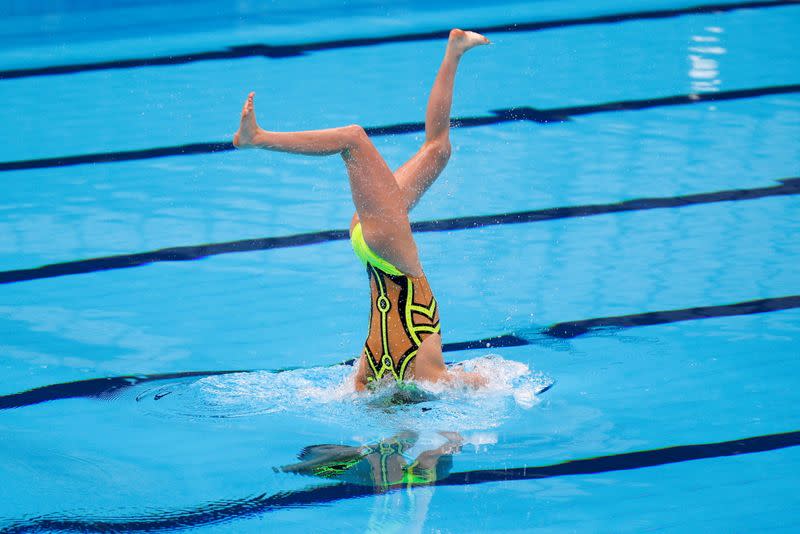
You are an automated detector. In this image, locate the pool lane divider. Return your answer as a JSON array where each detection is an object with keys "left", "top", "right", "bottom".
[
  {"left": 2, "top": 294, "right": 798, "bottom": 411},
  {"left": 544, "top": 295, "right": 800, "bottom": 338},
  {"left": 0, "top": 334, "right": 522, "bottom": 410},
  {"left": 0, "top": 0, "right": 797, "bottom": 81},
  {"left": 1, "top": 177, "right": 798, "bottom": 285},
  {"left": 2, "top": 83, "right": 799, "bottom": 172},
  {"left": 4, "top": 429, "right": 799, "bottom": 532}
]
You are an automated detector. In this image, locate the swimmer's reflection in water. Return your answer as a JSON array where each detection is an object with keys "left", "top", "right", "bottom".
[{"left": 278, "top": 431, "right": 463, "bottom": 492}]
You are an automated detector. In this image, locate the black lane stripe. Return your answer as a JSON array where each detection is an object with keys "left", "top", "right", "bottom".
[
  {"left": 0, "top": 334, "right": 526, "bottom": 410},
  {"left": 415, "top": 177, "right": 800, "bottom": 231},
  {"left": 0, "top": 229, "right": 350, "bottom": 284},
  {"left": 440, "top": 430, "right": 800, "bottom": 486},
  {"left": 3, "top": 292, "right": 798, "bottom": 411},
  {"left": 4, "top": 430, "right": 798, "bottom": 532},
  {"left": 0, "top": 370, "right": 250, "bottom": 410},
  {"left": 544, "top": 295, "right": 800, "bottom": 338},
  {"left": 0, "top": 0, "right": 797, "bottom": 81},
  {"left": 0, "top": 142, "right": 233, "bottom": 172},
  {"left": 1, "top": 177, "right": 797, "bottom": 285},
  {"left": 2, "top": 84, "right": 799, "bottom": 172}
]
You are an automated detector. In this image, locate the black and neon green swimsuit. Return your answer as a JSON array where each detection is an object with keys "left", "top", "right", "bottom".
[
  {"left": 351, "top": 223, "right": 441, "bottom": 383},
  {"left": 370, "top": 439, "right": 439, "bottom": 488},
  {"left": 307, "top": 436, "right": 443, "bottom": 490}
]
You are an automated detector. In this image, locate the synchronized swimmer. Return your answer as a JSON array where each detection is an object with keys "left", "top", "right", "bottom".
[{"left": 234, "top": 29, "right": 490, "bottom": 390}]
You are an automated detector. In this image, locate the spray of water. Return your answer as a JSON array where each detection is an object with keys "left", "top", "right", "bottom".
[{"left": 136, "top": 355, "right": 553, "bottom": 433}]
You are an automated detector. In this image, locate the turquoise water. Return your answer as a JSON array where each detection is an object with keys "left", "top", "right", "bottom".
[{"left": 1, "top": 1, "right": 799, "bottom": 532}]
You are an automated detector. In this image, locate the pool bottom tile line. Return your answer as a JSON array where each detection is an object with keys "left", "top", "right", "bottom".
[
  {"left": 2, "top": 294, "right": 798, "bottom": 411},
  {"left": 1, "top": 83, "right": 799, "bottom": 172},
  {"left": 1, "top": 177, "right": 798, "bottom": 285},
  {"left": 3, "top": 429, "right": 798, "bottom": 533},
  {"left": 0, "top": 0, "right": 797, "bottom": 81}
]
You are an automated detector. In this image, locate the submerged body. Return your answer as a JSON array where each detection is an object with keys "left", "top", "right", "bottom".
[{"left": 234, "top": 29, "right": 489, "bottom": 389}]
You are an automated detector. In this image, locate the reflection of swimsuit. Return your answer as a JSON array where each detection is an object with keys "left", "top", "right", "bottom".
[
  {"left": 374, "top": 440, "right": 437, "bottom": 488},
  {"left": 309, "top": 437, "right": 442, "bottom": 489},
  {"left": 351, "top": 223, "right": 441, "bottom": 383}
]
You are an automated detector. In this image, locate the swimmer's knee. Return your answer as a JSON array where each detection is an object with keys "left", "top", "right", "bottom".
[
  {"left": 344, "top": 124, "right": 369, "bottom": 148},
  {"left": 429, "top": 139, "right": 452, "bottom": 165}
]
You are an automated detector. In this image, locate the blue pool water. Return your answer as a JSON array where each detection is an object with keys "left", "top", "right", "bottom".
[{"left": 1, "top": 1, "right": 799, "bottom": 532}]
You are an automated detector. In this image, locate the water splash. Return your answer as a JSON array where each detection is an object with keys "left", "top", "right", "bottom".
[{"left": 135, "top": 355, "right": 553, "bottom": 432}]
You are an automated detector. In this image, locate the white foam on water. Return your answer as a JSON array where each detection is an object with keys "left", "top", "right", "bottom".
[{"left": 137, "top": 355, "right": 553, "bottom": 433}]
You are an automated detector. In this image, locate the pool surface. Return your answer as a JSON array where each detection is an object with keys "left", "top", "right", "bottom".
[{"left": 1, "top": 0, "right": 799, "bottom": 532}]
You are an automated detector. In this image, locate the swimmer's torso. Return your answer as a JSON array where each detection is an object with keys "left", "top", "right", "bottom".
[{"left": 361, "top": 264, "right": 441, "bottom": 384}]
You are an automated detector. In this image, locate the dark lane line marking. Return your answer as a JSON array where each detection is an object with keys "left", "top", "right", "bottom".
[
  {"left": 1, "top": 177, "right": 797, "bottom": 285},
  {"left": 0, "top": 335, "right": 525, "bottom": 410},
  {"left": 544, "top": 295, "right": 800, "bottom": 338},
  {"left": 415, "top": 177, "right": 800, "bottom": 230},
  {"left": 4, "top": 294, "right": 798, "bottom": 411},
  {"left": 4, "top": 430, "right": 798, "bottom": 532},
  {"left": 0, "top": 229, "right": 351, "bottom": 284},
  {"left": 0, "top": 370, "right": 250, "bottom": 410},
  {"left": 0, "top": 0, "right": 796, "bottom": 81},
  {"left": 0, "top": 141, "right": 233, "bottom": 172},
  {"left": 2, "top": 84, "right": 799, "bottom": 172}
]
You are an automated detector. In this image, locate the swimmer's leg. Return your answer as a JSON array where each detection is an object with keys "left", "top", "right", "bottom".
[
  {"left": 391, "top": 30, "right": 490, "bottom": 388},
  {"left": 393, "top": 29, "right": 489, "bottom": 212},
  {"left": 233, "top": 93, "right": 422, "bottom": 276}
]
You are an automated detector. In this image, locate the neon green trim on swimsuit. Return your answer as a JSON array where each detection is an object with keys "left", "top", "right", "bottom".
[
  {"left": 350, "top": 222, "right": 404, "bottom": 276},
  {"left": 366, "top": 264, "right": 418, "bottom": 382},
  {"left": 399, "top": 460, "right": 437, "bottom": 486},
  {"left": 353, "top": 222, "right": 439, "bottom": 384}
]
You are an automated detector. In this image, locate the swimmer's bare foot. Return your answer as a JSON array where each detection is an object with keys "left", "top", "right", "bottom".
[
  {"left": 233, "top": 91, "right": 262, "bottom": 148},
  {"left": 447, "top": 29, "right": 490, "bottom": 57}
]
